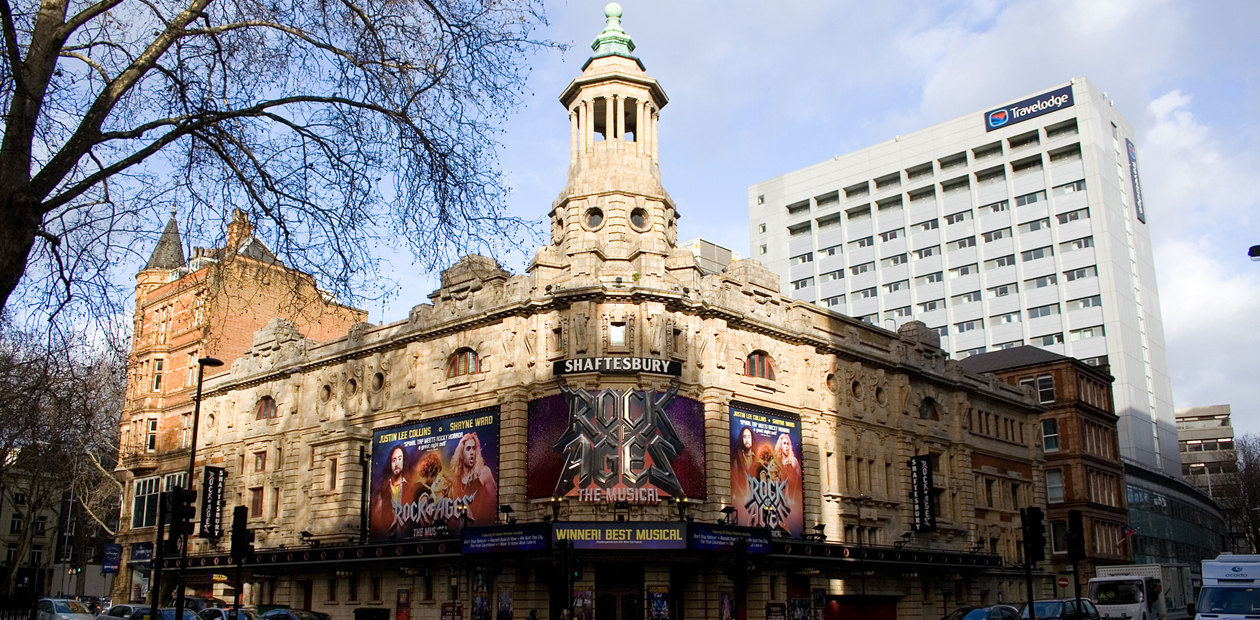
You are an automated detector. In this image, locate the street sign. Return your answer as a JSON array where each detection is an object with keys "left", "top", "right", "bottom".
[{"left": 1058, "top": 576, "right": 1070, "bottom": 589}]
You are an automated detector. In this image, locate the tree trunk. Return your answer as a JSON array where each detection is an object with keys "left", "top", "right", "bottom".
[{"left": 0, "top": 194, "right": 42, "bottom": 311}]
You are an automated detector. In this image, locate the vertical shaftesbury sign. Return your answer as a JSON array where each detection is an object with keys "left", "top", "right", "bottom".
[
  {"left": 1126, "top": 139, "right": 1146, "bottom": 224},
  {"left": 984, "top": 85, "right": 1074, "bottom": 132},
  {"left": 200, "top": 466, "right": 226, "bottom": 538},
  {"left": 909, "top": 456, "right": 936, "bottom": 533}
]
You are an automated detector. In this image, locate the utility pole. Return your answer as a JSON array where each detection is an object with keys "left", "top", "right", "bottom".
[{"left": 149, "top": 491, "right": 171, "bottom": 620}]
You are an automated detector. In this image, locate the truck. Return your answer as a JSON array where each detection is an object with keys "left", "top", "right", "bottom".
[
  {"left": 1194, "top": 555, "right": 1260, "bottom": 620},
  {"left": 1088, "top": 564, "right": 1193, "bottom": 620}
]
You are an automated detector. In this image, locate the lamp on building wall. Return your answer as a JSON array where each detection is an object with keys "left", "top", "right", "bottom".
[
  {"left": 896, "top": 532, "right": 913, "bottom": 549},
  {"left": 719, "top": 506, "right": 736, "bottom": 526},
  {"left": 499, "top": 505, "right": 516, "bottom": 525},
  {"left": 674, "top": 498, "right": 691, "bottom": 522}
]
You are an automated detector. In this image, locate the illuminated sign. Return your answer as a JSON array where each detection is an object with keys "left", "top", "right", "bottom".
[
  {"left": 553, "top": 357, "right": 681, "bottom": 376},
  {"left": 552, "top": 522, "right": 686, "bottom": 550},
  {"left": 461, "top": 524, "right": 550, "bottom": 554},
  {"left": 910, "top": 455, "right": 937, "bottom": 533},
  {"left": 200, "top": 466, "right": 226, "bottom": 539},
  {"left": 729, "top": 403, "right": 804, "bottom": 537},
  {"left": 526, "top": 389, "right": 706, "bottom": 504},
  {"left": 984, "top": 85, "right": 1074, "bottom": 132}
]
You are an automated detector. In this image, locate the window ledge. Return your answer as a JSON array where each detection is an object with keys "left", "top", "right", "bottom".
[{"left": 444, "top": 372, "right": 487, "bottom": 389}]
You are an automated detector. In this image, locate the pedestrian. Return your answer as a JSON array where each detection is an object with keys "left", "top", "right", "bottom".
[{"left": 527, "top": 612, "right": 538, "bottom": 620}]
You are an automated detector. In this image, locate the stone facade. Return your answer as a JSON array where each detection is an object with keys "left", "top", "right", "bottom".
[{"left": 121, "top": 7, "right": 1053, "bottom": 620}]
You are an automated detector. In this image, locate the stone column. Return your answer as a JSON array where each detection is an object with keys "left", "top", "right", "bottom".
[
  {"left": 651, "top": 109, "right": 660, "bottom": 160},
  {"left": 614, "top": 94, "right": 624, "bottom": 146},
  {"left": 642, "top": 104, "right": 653, "bottom": 158},
  {"left": 634, "top": 99, "right": 643, "bottom": 155},
  {"left": 604, "top": 96, "right": 615, "bottom": 150},
  {"left": 569, "top": 109, "right": 578, "bottom": 164},
  {"left": 583, "top": 99, "right": 593, "bottom": 154}
]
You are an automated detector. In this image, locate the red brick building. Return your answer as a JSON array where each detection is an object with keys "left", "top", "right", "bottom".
[
  {"left": 960, "top": 347, "right": 1131, "bottom": 586},
  {"left": 114, "top": 210, "right": 366, "bottom": 602}
]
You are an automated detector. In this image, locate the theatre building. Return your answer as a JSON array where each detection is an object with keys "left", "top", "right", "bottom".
[{"left": 131, "top": 7, "right": 1053, "bottom": 620}]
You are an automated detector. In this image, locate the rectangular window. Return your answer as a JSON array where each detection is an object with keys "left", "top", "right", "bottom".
[
  {"left": 1051, "top": 521, "right": 1068, "bottom": 553},
  {"left": 851, "top": 236, "right": 874, "bottom": 249},
  {"left": 850, "top": 262, "right": 874, "bottom": 275},
  {"left": 329, "top": 458, "right": 339, "bottom": 491},
  {"left": 858, "top": 313, "right": 878, "bottom": 324},
  {"left": 1052, "top": 179, "right": 1086, "bottom": 196},
  {"left": 250, "top": 488, "right": 264, "bottom": 517},
  {"left": 888, "top": 306, "right": 912, "bottom": 318},
  {"left": 931, "top": 325, "right": 948, "bottom": 337},
  {"left": 255, "top": 451, "right": 267, "bottom": 472},
  {"left": 953, "top": 236, "right": 976, "bottom": 250},
  {"left": 609, "top": 322, "right": 627, "bottom": 346},
  {"left": 918, "top": 299, "right": 945, "bottom": 313},
  {"left": 917, "top": 272, "right": 944, "bottom": 285},
  {"left": 985, "top": 255, "right": 1016, "bottom": 270},
  {"left": 152, "top": 359, "right": 164, "bottom": 391},
  {"left": 856, "top": 287, "right": 877, "bottom": 299},
  {"left": 915, "top": 219, "right": 939, "bottom": 232},
  {"left": 328, "top": 577, "right": 338, "bottom": 602},
  {"left": 1043, "top": 420, "right": 1060, "bottom": 452},
  {"left": 1018, "top": 219, "right": 1052, "bottom": 236},
  {"left": 819, "top": 269, "right": 844, "bottom": 282},
  {"left": 1028, "top": 274, "right": 1057, "bottom": 289},
  {"left": 759, "top": 245, "right": 767, "bottom": 255},
  {"left": 915, "top": 245, "right": 939, "bottom": 259},
  {"left": 817, "top": 245, "right": 841, "bottom": 257},
  {"left": 992, "top": 311, "right": 1021, "bottom": 325},
  {"left": 1065, "top": 266, "right": 1097, "bottom": 281},
  {"left": 949, "top": 264, "right": 978, "bottom": 278},
  {"left": 982, "top": 200, "right": 1009, "bottom": 214},
  {"left": 987, "top": 287, "right": 1016, "bottom": 303},
  {"left": 1046, "top": 470, "right": 1064, "bottom": 503},
  {"left": 952, "top": 291, "right": 982, "bottom": 305},
  {"left": 944, "top": 211, "right": 972, "bottom": 225},
  {"left": 185, "top": 352, "right": 198, "bottom": 387},
  {"left": 1056, "top": 207, "right": 1089, "bottom": 224},
  {"left": 1068, "top": 295, "right": 1102, "bottom": 311},
  {"left": 1034, "top": 333, "right": 1064, "bottom": 346},
  {"left": 995, "top": 340, "right": 1022, "bottom": 350},
  {"left": 163, "top": 472, "right": 187, "bottom": 492},
  {"left": 881, "top": 254, "right": 908, "bottom": 267},
  {"left": 1060, "top": 236, "right": 1094, "bottom": 252},
  {"left": 146, "top": 418, "right": 158, "bottom": 452},
  {"left": 879, "top": 228, "right": 903, "bottom": 242},
  {"left": 790, "top": 253, "right": 813, "bottom": 266},
  {"left": 955, "top": 319, "right": 983, "bottom": 333},
  {"left": 1070, "top": 325, "right": 1105, "bottom": 341},
  {"left": 1027, "top": 304, "right": 1060, "bottom": 319},
  {"left": 1036, "top": 376, "right": 1055, "bottom": 403},
  {"left": 884, "top": 280, "right": 908, "bottom": 293},
  {"left": 8, "top": 513, "right": 21, "bottom": 535},
  {"left": 958, "top": 346, "right": 986, "bottom": 358},
  {"left": 1015, "top": 190, "right": 1046, "bottom": 206},
  {"left": 757, "top": 223, "right": 766, "bottom": 232},
  {"left": 788, "top": 223, "right": 811, "bottom": 236},
  {"left": 982, "top": 228, "right": 1012, "bottom": 243},
  {"left": 791, "top": 277, "right": 814, "bottom": 290},
  {"left": 1021, "top": 246, "right": 1053, "bottom": 262},
  {"left": 131, "top": 477, "right": 161, "bottom": 528},
  {"left": 822, "top": 295, "right": 845, "bottom": 308}
]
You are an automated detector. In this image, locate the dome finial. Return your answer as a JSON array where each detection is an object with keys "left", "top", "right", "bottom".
[
  {"left": 588, "top": 1, "right": 637, "bottom": 66},
  {"left": 605, "top": 2, "right": 622, "bottom": 19}
]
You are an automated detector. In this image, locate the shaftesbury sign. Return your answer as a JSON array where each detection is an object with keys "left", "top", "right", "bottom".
[
  {"left": 909, "top": 455, "right": 937, "bottom": 533},
  {"left": 553, "top": 357, "right": 682, "bottom": 376},
  {"left": 200, "top": 466, "right": 226, "bottom": 538}
]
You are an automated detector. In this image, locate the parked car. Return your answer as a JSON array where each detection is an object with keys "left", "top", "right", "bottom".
[
  {"left": 1018, "top": 598, "right": 1101, "bottom": 620},
  {"left": 125, "top": 608, "right": 200, "bottom": 620},
  {"left": 97, "top": 604, "right": 142, "bottom": 620},
  {"left": 199, "top": 608, "right": 259, "bottom": 620},
  {"left": 37, "top": 599, "right": 97, "bottom": 620},
  {"left": 76, "top": 597, "right": 104, "bottom": 615},
  {"left": 943, "top": 605, "right": 1020, "bottom": 620},
  {"left": 259, "top": 609, "right": 330, "bottom": 620},
  {"left": 180, "top": 599, "right": 229, "bottom": 614}
]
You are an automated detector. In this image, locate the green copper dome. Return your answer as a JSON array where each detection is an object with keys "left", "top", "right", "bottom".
[{"left": 584, "top": 2, "right": 644, "bottom": 70}]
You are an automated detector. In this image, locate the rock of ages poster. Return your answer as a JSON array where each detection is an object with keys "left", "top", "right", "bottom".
[
  {"left": 526, "top": 387, "right": 706, "bottom": 502},
  {"left": 729, "top": 403, "right": 804, "bottom": 537},
  {"left": 369, "top": 407, "right": 499, "bottom": 541}
]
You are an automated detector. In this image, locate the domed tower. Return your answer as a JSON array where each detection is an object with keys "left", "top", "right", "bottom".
[{"left": 530, "top": 4, "right": 691, "bottom": 289}]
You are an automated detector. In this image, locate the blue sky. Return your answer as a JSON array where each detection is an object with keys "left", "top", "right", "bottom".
[{"left": 364, "top": 1, "right": 1260, "bottom": 433}]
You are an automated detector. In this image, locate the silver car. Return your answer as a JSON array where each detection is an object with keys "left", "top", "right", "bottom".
[{"left": 37, "top": 599, "right": 97, "bottom": 620}]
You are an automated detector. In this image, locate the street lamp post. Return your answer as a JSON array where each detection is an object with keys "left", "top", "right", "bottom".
[
  {"left": 855, "top": 494, "right": 872, "bottom": 597},
  {"left": 172, "top": 357, "right": 223, "bottom": 620}
]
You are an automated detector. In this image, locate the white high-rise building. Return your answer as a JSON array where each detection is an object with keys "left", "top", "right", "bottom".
[{"left": 749, "top": 78, "right": 1179, "bottom": 476}]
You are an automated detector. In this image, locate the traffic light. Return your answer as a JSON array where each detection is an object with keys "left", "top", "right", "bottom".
[
  {"left": 726, "top": 537, "right": 754, "bottom": 583},
  {"left": 230, "top": 506, "right": 254, "bottom": 562},
  {"left": 568, "top": 541, "right": 583, "bottom": 582},
  {"left": 1066, "top": 509, "right": 1087, "bottom": 563},
  {"left": 168, "top": 487, "right": 197, "bottom": 538},
  {"left": 1021, "top": 507, "right": 1046, "bottom": 565}
]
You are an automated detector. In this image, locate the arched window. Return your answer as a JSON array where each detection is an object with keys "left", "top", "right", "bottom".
[
  {"left": 255, "top": 396, "right": 277, "bottom": 420},
  {"left": 744, "top": 351, "right": 774, "bottom": 380},
  {"left": 920, "top": 397, "right": 939, "bottom": 421},
  {"left": 447, "top": 348, "right": 480, "bottom": 378}
]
